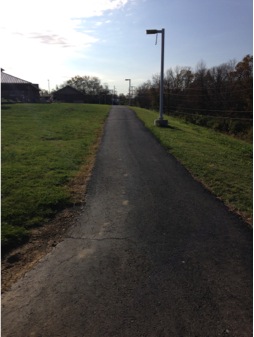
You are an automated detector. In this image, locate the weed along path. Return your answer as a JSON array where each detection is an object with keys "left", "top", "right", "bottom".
[{"left": 2, "top": 106, "right": 252, "bottom": 336}]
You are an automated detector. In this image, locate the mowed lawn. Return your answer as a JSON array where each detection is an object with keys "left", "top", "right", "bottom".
[
  {"left": 132, "top": 107, "right": 253, "bottom": 225},
  {"left": 2, "top": 103, "right": 110, "bottom": 251}
]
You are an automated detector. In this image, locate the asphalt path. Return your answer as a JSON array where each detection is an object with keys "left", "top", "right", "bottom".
[{"left": 2, "top": 106, "right": 252, "bottom": 337}]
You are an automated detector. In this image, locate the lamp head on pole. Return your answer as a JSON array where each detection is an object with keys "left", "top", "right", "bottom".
[
  {"left": 146, "top": 29, "right": 159, "bottom": 35},
  {"left": 147, "top": 29, "right": 164, "bottom": 35}
]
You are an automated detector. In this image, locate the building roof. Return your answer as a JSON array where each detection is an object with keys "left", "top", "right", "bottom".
[
  {"left": 1, "top": 71, "right": 32, "bottom": 84},
  {"left": 53, "top": 85, "right": 85, "bottom": 96}
]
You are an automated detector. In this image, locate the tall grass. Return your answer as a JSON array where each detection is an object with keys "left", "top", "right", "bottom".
[
  {"left": 132, "top": 107, "right": 253, "bottom": 224},
  {"left": 2, "top": 103, "right": 109, "bottom": 251}
]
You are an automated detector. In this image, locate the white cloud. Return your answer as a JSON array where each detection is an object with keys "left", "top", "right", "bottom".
[
  {"left": 1, "top": 0, "right": 129, "bottom": 55},
  {"left": 1, "top": 0, "right": 130, "bottom": 89},
  {"left": 1, "top": 0, "right": 129, "bottom": 34}
]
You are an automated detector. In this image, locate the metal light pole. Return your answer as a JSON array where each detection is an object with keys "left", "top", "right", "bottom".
[
  {"left": 146, "top": 29, "right": 168, "bottom": 127},
  {"left": 125, "top": 78, "right": 131, "bottom": 105},
  {"left": 131, "top": 86, "right": 136, "bottom": 102}
]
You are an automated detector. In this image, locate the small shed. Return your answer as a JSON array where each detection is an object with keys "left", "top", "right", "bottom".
[
  {"left": 52, "top": 86, "right": 85, "bottom": 103},
  {"left": 1, "top": 70, "right": 40, "bottom": 102}
]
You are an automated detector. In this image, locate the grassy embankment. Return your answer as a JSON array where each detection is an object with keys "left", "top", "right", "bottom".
[
  {"left": 132, "top": 107, "right": 252, "bottom": 224},
  {"left": 2, "top": 103, "right": 110, "bottom": 252}
]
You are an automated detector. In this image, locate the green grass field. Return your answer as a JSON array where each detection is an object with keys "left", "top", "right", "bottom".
[
  {"left": 132, "top": 107, "right": 253, "bottom": 224},
  {"left": 2, "top": 103, "right": 110, "bottom": 251}
]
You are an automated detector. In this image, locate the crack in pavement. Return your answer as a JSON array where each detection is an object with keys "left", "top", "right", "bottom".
[{"left": 65, "top": 236, "right": 135, "bottom": 243}]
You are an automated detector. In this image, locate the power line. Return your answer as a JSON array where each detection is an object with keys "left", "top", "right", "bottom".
[
  {"left": 165, "top": 106, "right": 253, "bottom": 114},
  {"left": 169, "top": 110, "right": 253, "bottom": 121},
  {"left": 164, "top": 87, "right": 251, "bottom": 93},
  {"left": 163, "top": 89, "right": 251, "bottom": 98},
  {"left": 135, "top": 95, "right": 253, "bottom": 114}
]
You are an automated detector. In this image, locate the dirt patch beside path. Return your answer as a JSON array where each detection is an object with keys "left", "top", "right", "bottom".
[
  {"left": 1, "top": 205, "right": 84, "bottom": 293},
  {"left": 1, "top": 157, "right": 93, "bottom": 293}
]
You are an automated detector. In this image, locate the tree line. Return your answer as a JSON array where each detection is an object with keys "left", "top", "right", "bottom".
[{"left": 133, "top": 55, "right": 252, "bottom": 139}]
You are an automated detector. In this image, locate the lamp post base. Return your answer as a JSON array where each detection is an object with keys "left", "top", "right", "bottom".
[{"left": 154, "top": 119, "right": 168, "bottom": 127}]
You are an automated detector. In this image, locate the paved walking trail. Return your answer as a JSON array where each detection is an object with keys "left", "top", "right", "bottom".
[{"left": 2, "top": 106, "right": 252, "bottom": 337}]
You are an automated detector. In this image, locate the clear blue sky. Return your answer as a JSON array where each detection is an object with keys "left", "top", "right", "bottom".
[{"left": 1, "top": 0, "right": 252, "bottom": 95}]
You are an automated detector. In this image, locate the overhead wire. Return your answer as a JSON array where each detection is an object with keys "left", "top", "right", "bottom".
[{"left": 168, "top": 109, "right": 253, "bottom": 121}]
